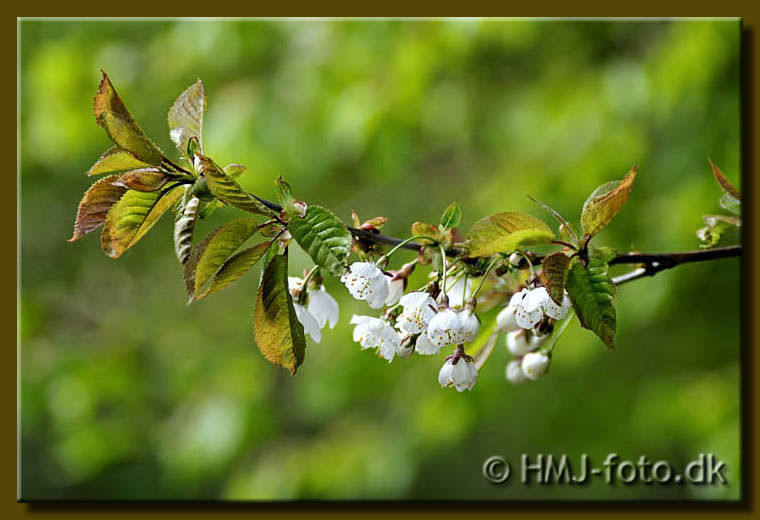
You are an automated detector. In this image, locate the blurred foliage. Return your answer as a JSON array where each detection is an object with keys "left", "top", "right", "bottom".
[{"left": 20, "top": 19, "right": 740, "bottom": 500}]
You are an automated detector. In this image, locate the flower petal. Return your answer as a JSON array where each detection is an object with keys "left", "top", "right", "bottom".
[
  {"left": 294, "top": 303, "right": 321, "bottom": 343},
  {"left": 415, "top": 332, "right": 440, "bottom": 355},
  {"left": 308, "top": 287, "right": 339, "bottom": 329}
]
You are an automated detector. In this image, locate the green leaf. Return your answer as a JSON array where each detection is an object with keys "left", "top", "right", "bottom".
[
  {"left": 69, "top": 174, "right": 128, "bottom": 242},
  {"left": 168, "top": 79, "right": 205, "bottom": 160},
  {"left": 197, "top": 155, "right": 271, "bottom": 215},
  {"left": 93, "top": 71, "right": 165, "bottom": 166},
  {"left": 274, "top": 175, "right": 298, "bottom": 216},
  {"left": 100, "top": 186, "right": 183, "bottom": 258},
  {"left": 541, "top": 252, "right": 570, "bottom": 304},
  {"left": 223, "top": 163, "right": 247, "bottom": 179},
  {"left": 411, "top": 221, "right": 439, "bottom": 241},
  {"left": 528, "top": 194, "right": 579, "bottom": 241},
  {"left": 709, "top": 158, "right": 740, "bottom": 200},
  {"left": 566, "top": 256, "right": 617, "bottom": 349},
  {"left": 87, "top": 146, "right": 152, "bottom": 177},
  {"left": 184, "top": 218, "right": 261, "bottom": 298},
  {"left": 580, "top": 165, "right": 637, "bottom": 237},
  {"left": 465, "top": 212, "right": 554, "bottom": 258},
  {"left": 196, "top": 241, "right": 271, "bottom": 301},
  {"left": 439, "top": 202, "right": 462, "bottom": 230},
  {"left": 173, "top": 186, "right": 200, "bottom": 265},
  {"left": 719, "top": 192, "right": 741, "bottom": 217},
  {"left": 254, "top": 252, "right": 307, "bottom": 375},
  {"left": 288, "top": 205, "right": 351, "bottom": 276},
  {"left": 114, "top": 168, "right": 170, "bottom": 192}
]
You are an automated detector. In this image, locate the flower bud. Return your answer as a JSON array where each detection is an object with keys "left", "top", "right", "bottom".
[
  {"left": 292, "top": 200, "right": 307, "bottom": 217},
  {"left": 459, "top": 309, "right": 480, "bottom": 342},
  {"left": 528, "top": 331, "right": 549, "bottom": 350},
  {"left": 505, "top": 360, "right": 528, "bottom": 384},
  {"left": 508, "top": 252, "right": 523, "bottom": 267},
  {"left": 506, "top": 329, "right": 532, "bottom": 356},
  {"left": 496, "top": 304, "right": 519, "bottom": 332},
  {"left": 521, "top": 351, "right": 550, "bottom": 380}
]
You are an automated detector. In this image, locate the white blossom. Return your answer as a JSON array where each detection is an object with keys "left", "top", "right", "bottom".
[
  {"left": 426, "top": 308, "right": 466, "bottom": 348},
  {"left": 350, "top": 315, "right": 401, "bottom": 362},
  {"left": 512, "top": 287, "right": 571, "bottom": 329},
  {"left": 506, "top": 360, "right": 528, "bottom": 384},
  {"left": 506, "top": 329, "right": 533, "bottom": 356},
  {"left": 341, "top": 262, "right": 389, "bottom": 309},
  {"left": 397, "top": 292, "right": 438, "bottom": 334},
  {"left": 414, "top": 332, "right": 440, "bottom": 356},
  {"left": 521, "top": 351, "right": 550, "bottom": 380},
  {"left": 446, "top": 277, "right": 473, "bottom": 308},
  {"left": 385, "top": 276, "right": 405, "bottom": 306},
  {"left": 529, "top": 331, "right": 549, "bottom": 350},
  {"left": 496, "top": 302, "right": 520, "bottom": 332},
  {"left": 459, "top": 309, "right": 480, "bottom": 343},
  {"left": 293, "top": 302, "right": 321, "bottom": 343},
  {"left": 289, "top": 276, "right": 338, "bottom": 343},
  {"left": 438, "top": 356, "right": 478, "bottom": 392}
]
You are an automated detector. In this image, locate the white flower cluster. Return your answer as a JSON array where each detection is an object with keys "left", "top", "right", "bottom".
[
  {"left": 342, "top": 262, "right": 479, "bottom": 391},
  {"left": 496, "top": 285, "right": 569, "bottom": 384}
]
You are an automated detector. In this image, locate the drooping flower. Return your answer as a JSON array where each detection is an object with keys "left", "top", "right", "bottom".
[
  {"left": 385, "top": 275, "right": 405, "bottom": 306},
  {"left": 505, "top": 359, "right": 528, "bottom": 384},
  {"left": 438, "top": 354, "right": 478, "bottom": 392},
  {"left": 414, "top": 332, "right": 440, "bottom": 355},
  {"left": 288, "top": 276, "right": 339, "bottom": 343},
  {"left": 307, "top": 286, "right": 339, "bottom": 330},
  {"left": 426, "top": 307, "right": 466, "bottom": 348},
  {"left": 293, "top": 301, "right": 321, "bottom": 343},
  {"left": 341, "top": 262, "right": 389, "bottom": 309},
  {"left": 350, "top": 314, "right": 402, "bottom": 362},
  {"left": 459, "top": 308, "right": 480, "bottom": 343},
  {"left": 446, "top": 277, "right": 473, "bottom": 308},
  {"left": 385, "top": 261, "right": 415, "bottom": 306},
  {"left": 511, "top": 287, "right": 571, "bottom": 329},
  {"left": 496, "top": 301, "right": 520, "bottom": 332},
  {"left": 506, "top": 329, "right": 532, "bottom": 356},
  {"left": 521, "top": 351, "right": 550, "bottom": 380},
  {"left": 397, "top": 292, "right": 438, "bottom": 334}
]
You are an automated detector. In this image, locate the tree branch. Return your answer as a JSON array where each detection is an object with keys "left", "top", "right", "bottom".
[
  {"left": 249, "top": 193, "right": 742, "bottom": 281},
  {"left": 610, "top": 245, "right": 742, "bottom": 286}
]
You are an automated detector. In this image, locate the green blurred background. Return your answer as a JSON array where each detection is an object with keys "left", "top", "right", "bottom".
[{"left": 19, "top": 19, "right": 741, "bottom": 500}]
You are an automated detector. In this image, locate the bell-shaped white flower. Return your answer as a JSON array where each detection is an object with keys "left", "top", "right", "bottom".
[
  {"left": 414, "top": 332, "right": 440, "bottom": 355},
  {"left": 496, "top": 302, "right": 520, "bottom": 332},
  {"left": 506, "top": 359, "right": 528, "bottom": 384},
  {"left": 506, "top": 329, "right": 533, "bottom": 356},
  {"left": 397, "top": 292, "right": 438, "bottom": 334},
  {"left": 289, "top": 277, "right": 325, "bottom": 343},
  {"left": 293, "top": 302, "right": 321, "bottom": 343},
  {"left": 350, "top": 314, "right": 401, "bottom": 362},
  {"left": 446, "top": 277, "right": 473, "bottom": 308},
  {"left": 385, "top": 276, "right": 405, "bottom": 306},
  {"left": 459, "top": 309, "right": 480, "bottom": 342},
  {"left": 438, "top": 356, "right": 478, "bottom": 392},
  {"left": 307, "top": 286, "right": 339, "bottom": 330},
  {"left": 512, "top": 287, "right": 571, "bottom": 329},
  {"left": 341, "top": 262, "right": 389, "bottom": 309},
  {"left": 521, "top": 351, "right": 550, "bottom": 380},
  {"left": 426, "top": 308, "right": 465, "bottom": 348}
]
